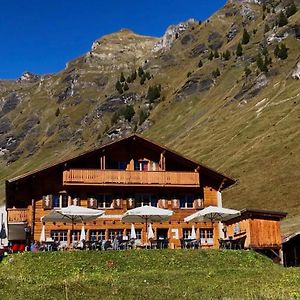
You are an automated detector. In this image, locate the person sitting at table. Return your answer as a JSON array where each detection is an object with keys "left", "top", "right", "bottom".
[{"left": 112, "top": 235, "right": 119, "bottom": 250}]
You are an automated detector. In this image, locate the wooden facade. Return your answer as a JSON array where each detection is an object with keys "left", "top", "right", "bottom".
[
  {"left": 5, "top": 134, "right": 285, "bottom": 252},
  {"left": 6, "top": 134, "right": 236, "bottom": 248},
  {"left": 224, "top": 209, "right": 287, "bottom": 259}
]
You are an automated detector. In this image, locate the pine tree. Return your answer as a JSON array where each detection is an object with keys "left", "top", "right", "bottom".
[
  {"left": 257, "top": 54, "right": 268, "bottom": 72},
  {"left": 277, "top": 11, "right": 288, "bottom": 27},
  {"left": 286, "top": 2, "right": 297, "bottom": 18},
  {"left": 140, "top": 74, "right": 146, "bottom": 85},
  {"left": 55, "top": 107, "right": 60, "bottom": 117},
  {"left": 115, "top": 81, "right": 123, "bottom": 94},
  {"left": 120, "top": 72, "right": 125, "bottom": 82},
  {"left": 236, "top": 43, "right": 243, "bottom": 57},
  {"left": 138, "top": 66, "right": 144, "bottom": 77},
  {"left": 123, "top": 82, "right": 129, "bottom": 91},
  {"left": 131, "top": 70, "right": 137, "bottom": 81},
  {"left": 208, "top": 51, "right": 214, "bottom": 60},
  {"left": 274, "top": 44, "right": 280, "bottom": 57},
  {"left": 139, "top": 110, "right": 148, "bottom": 125},
  {"left": 212, "top": 68, "right": 220, "bottom": 78},
  {"left": 223, "top": 50, "right": 231, "bottom": 61},
  {"left": 242, "top": 28, "right": 250, "bottom": 44},
  {"left": 126, "top": 76, "right": 132, "bottom": 83},
  {"left": 145, "top": 71, "right": 151, "bottom": 80},
  {"left": 214, "top": 50, "right": 220, "bottom": 58},
  {"left": 275, "top": 43, "right": 288, "bottom": 60},
  {"left": 122, "top": 105, "right": 135, "bottom": 122},
  {"left": 198, "top": 60, "right": 203, "bottom": 68}
]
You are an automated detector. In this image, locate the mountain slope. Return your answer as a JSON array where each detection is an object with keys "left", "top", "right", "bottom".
[{"left": 0, "top": 0, "right": 300, "bottom": 232}]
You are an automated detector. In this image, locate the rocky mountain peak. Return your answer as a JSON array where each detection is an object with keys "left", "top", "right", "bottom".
[
  {"left": 18, "top": 71, "right": 40, "bottom": 82},
  {"left": 153, "top": 18, "right": 198, "bottom": 52}
]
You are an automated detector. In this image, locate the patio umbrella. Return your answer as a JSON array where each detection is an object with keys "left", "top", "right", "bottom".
[
  {"left": 39, "top": 225, "right": 46, "bottom": 243},
  {"left": 79, "top": 225, "right": 86, "bottom": 248},
  {"left": 148, "top": 223, "right": 155, "bottom": 240},
  {"left": 0, "top": 222, "right": 7, "bottom": 240},
  {"left": 121, "top": 205, "right": 173, "bottom": 243},
  {"left": 191, "top": 225, "right": 197, "bottom": 240},
  {"left": 42, "top": 205, "right": 104, "bottom": 244},
  {"left": 184, "top": 206, "right": 240, "bottom": 223},
  {"left": 130, "top": 224, "right": 137, "bottom": 239}
]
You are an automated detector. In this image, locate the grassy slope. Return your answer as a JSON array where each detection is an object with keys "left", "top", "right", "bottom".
[{"left": 0, "top": 250, "right": 300, "bottom": 300}]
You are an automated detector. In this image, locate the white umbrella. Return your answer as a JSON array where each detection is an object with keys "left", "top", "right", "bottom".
[
  {"left": 130, "top": 224, "right": 137, "bottom": 239},
  {"left": 122, "top": 205, "right": 173, "bottom": 244},
  {"left": 148, "top": 223, "right": 155, "bottom": 240},
  {"left": 40, "top": 225, "right": 46, "bottom": 243},
  {"left": 42, "top": 205, "right": 104, "bottom": 244},
  {"left": 191, "top": 225, "right": 197, "bottom": 240},
  {"left": 184, "top": 206, "right": 240, "bottom": 223},
  {"left": 79, "top": 225, "right": 86, "bottom": 248}
]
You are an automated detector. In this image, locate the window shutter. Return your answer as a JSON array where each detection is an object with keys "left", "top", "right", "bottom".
[
  {"left": 43, "top": 195, "right": 52, "bottom": 210},
  {"left": 172, "top": 199, "right": 179, "bottom": 209},
  {"left": 88, "top": 198, "right": 97, "bottom": 209}
]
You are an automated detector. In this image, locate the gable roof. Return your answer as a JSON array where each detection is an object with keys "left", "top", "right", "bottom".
[{"left": 7, "top": 134, "right": 236, "bottom": 190}]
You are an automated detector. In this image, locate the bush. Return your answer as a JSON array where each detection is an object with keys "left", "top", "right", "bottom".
[{"left": 242, "top": 28, "right": 250, "bottom": 44}]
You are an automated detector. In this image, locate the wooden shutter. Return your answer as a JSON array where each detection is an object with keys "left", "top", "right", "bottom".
[
  {"left": 43, "top": 195, "right": 52, "bottom": 210},
  {"left": 172, "top": 199, "right": 179, "bottom": 209},
  {"left": 87, "top": 198, "right": 97, "bottom": 209}
]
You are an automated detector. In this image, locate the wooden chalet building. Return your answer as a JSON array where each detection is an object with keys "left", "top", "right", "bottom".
[
  {"left": 5, "top": 134, "right": 286, "bottom": 252},
  {"left": 6, "top": 134, "right": 236, "bottom": 248}
]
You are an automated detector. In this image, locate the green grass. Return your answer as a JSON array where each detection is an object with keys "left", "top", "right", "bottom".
[{"left": 0, "top": 250, "right": 299, "bottom": 300}]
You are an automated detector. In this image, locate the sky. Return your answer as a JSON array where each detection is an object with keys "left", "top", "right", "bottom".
[{"left": 0, "top": 0, "right": 226, "bottom": 79}]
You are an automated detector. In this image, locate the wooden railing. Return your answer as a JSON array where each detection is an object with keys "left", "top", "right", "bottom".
[
  {"left": 63, "top": 169, "right": 200, "bottom": 187},
  {"left": 7, "top": 208, "right": 28, "bottom": 223}
]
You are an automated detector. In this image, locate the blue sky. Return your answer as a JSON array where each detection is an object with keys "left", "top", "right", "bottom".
[{"left": 0, "top": 1, "right": 226, "bottom": 79}]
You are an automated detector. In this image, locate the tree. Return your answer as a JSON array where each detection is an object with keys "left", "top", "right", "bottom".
[
  {"left": 131, "top": 70, "right": 137, "bottom": 81},
  {"left": 121, "top": 105, "right": 135, "bottom": 122},
  {"left": 208, "top": 51, "right": 214, "bottom": 61},
  {"left": 236, "top": 43, "right": 243, "bottom": 57},
  {"left": 55, "top": 107, "right": 60, "bottom": 117},
  {"left": 115, "top": 81, "right": 123, "bottom": 94},
  {"left": 147, "top": 85, "right": 161, "bottom": 103},
  {"left": 139, "top": 110, "right": 149, "bottom": 125},
  {"left": 123, "top": 82, "right": 129, "bottom": 91},
  {"left": 286, "top": 2, "right": 297, "bottom": 18},
  {"left": 275, "top": 43, "right": 288, "bottom": 60},
  {"left": 223, "top": 50, "right": 231, "bottom": 61},
  {"left": 145, "top": 71, "right": 151, "bottom": 80},
  {"left": 187, "top": 71, "right": 192, "bottom": 78},
  {"left": 242, "top": 28, "right": 250, "bottom": 44},
  {"left": 257, "top": 53, "right": 268, "bottom": 72},
  {"left": 198, "top": 60, "right": 203, "bottom": 68},
  {"left": 262, "top": 46, "right": 269, "bottom": 56},
  {"left": 277, "top": 11, "right": 288, "bottom": 27},
  {"left": 214, "top": 50, "right": 220, "bottom": 58},
  {"left": 126, "top": 76, "right": 132, "bottom": 83},
  {"left": 138, "top": 66, "right": 144, "bottom": 77},
  {"left": 140, "top": 74, "right": 146, "bottom": 85},
  {"left": 212, "top": 68, "right": 220, "bottom": 78},
  {"left": 120, "top": 72, "right": 125, "bottom": 82}
]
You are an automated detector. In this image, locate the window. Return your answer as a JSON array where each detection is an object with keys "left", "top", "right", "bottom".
[
  {"left": 70, "top": 230, "right": 82, "bottom": 241},
  {"left": 52, "top": 195, "right": 60, "bottom": 208},
  {"left": 135, "top": 194, "right": 157, "bottom": 207},
  {"left": 108, "top": 229, "right": 123, "bottom": 240},
  {"left": 51, "top": 230, "right": 68, "bottom": 242},
  {"left": 183, "top": 229, "right": 192, "bottom": 239},
  {"left": 179, "top": 195, "right": 194, "bottom": 208},
  {"left": 96, "top": 194, "right": 113, "bottom": 208},
  {"left": 51, "top": 193, "right": 68, "bottom": 208},
  {"left": 90, "top": 230, "right": 105, "bottom": 241},
  {"left": 118, "top": 161, "right": 127, "bottom": 170},
  {"left": 126, "top": 229, "right": 142, "bottom": 240},
  {"left": 200, "top": 228, "right": 214, "bottom": 245},
  {"left": 134, "top": 160, "right": 149, "bottom": 171}
]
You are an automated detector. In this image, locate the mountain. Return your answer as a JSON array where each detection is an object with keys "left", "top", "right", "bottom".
[{"left": 0, "top": 0, "right": 300, "bottom": 233}]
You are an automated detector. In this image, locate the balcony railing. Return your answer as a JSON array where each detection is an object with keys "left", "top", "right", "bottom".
[
  {"left": 63, "top": 169, "right": 200, "bottom": 187},
  {"left": 7, "top": 208, "right": 28, "bottom": 223}
]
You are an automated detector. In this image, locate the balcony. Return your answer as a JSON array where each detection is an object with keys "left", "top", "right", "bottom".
[
  {"left": 63, "top": 169, "right": 200, "bottom": 187},
  {"left": 7, "top": 208, "right": 28, "bottom": 223}
]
